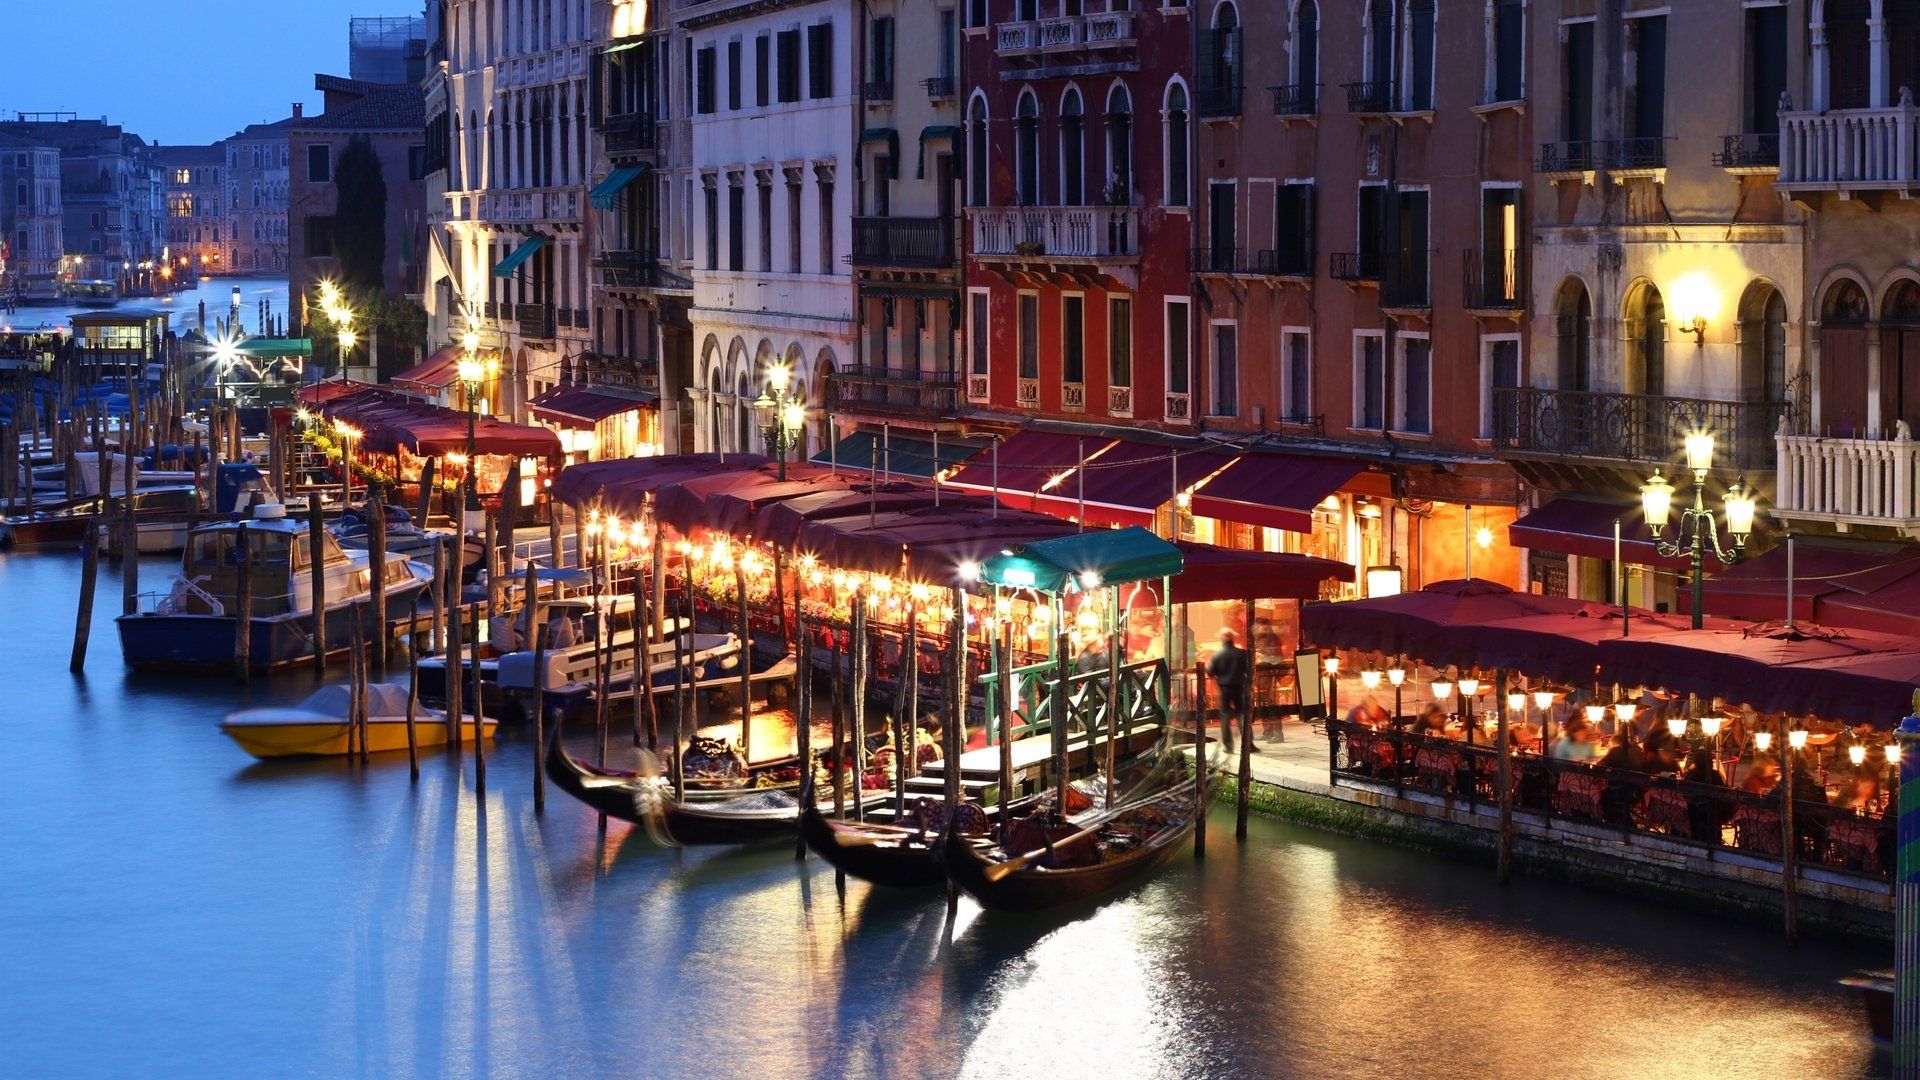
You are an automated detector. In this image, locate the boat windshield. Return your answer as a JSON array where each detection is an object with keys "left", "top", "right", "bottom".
[{"left": 183, "top": 529, "right": 295, "bottom": 614}]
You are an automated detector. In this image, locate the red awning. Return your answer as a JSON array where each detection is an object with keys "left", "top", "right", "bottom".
[
  {"left": 549, "top": 454, "right": 771, "bottom": 518},
  {"left": 1302, "top": 578, "right": 1608, "bottom": 671},
  {"left": 653, "top": 464, "right": 837, "bottom": 533},
  {"left": 1819, "top": 572, "right": 1920, "bottom": 638},
  {"left": 391, "top": 345, "right": 463, "bottom": 388},
  {"left": 1507, "top": 497, "right": 1693, "bottom": 571},
  {"left": 1187, "top": 452, "right": 1365, "bottom": 534},
  {"left": 1692, "top": 540, "right": 1920, "bottom": 625},
  {"left": 1169, "top": 542, "right": 1354, "bottom": 604},
  {"left": 295, "top": 377, "right": 380, "bottom": 404},
  {"left": 529, "top": 383, "right": 653, "bottom": 426},
  {"left": 319, "top": 388, "right": 562, "bottom": 460},
  {"left": 945, "top": 430, "right": 1113, "bottom": 506},
  {"left": 1598, "top": 623, "right": 1920, "bottom": 726}
]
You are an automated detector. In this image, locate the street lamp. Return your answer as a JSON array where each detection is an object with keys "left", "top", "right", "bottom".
[
  {"left": 1641, "top": 430, "right": 1757, "bottom": 629},
  {"left": 752, "top": 362, "right": 807, "bottom": 480},
  {"left": 457, "top": 348, "right": 498, "bottom": 521}
]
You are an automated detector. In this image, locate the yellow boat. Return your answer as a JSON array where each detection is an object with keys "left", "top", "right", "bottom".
[{"left": 221, "top": 683, "right": 495, "bottom": 759}]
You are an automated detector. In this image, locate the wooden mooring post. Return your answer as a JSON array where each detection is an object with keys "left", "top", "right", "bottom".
[
  {"left": 69, "top": 521, "right": 100, "bottom": 673},
  {"left": 233, "top": 520, "right": 252, "bottom": 682}
]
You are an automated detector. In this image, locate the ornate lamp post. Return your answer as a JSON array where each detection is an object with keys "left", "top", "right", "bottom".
[
  {"left": 752, "top": 362, "right": 807, "bottom": 481},
  {"left": 1640, "top": 431, "right": 1758, "bottom": 630}
]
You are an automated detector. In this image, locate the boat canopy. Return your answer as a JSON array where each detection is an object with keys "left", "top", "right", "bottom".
[{"left": 979, "top": 526, "right": 1183, "bottom": 594}]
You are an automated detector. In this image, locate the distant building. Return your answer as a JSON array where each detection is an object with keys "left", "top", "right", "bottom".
[
  {"left": 0, "top": 114, "right": 164, "bottom": 288},
  {"left": 155, "top": 143, "right": 224, "bottom": 277},
  {"left": 0, "top": 131, "right": 65, "bottom": 281},
  {"left": 224, "top": 115, "right": 295, "bottom": 274},
  {"left": 287, "top": 75, "right": 427, "bottom": 319}
]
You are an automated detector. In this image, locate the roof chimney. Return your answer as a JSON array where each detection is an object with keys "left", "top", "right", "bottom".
[{"left": 292, "top": 103, "right": 304, "bottom": 119}]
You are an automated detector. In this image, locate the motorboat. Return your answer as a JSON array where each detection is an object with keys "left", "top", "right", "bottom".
[
  {"left": 221, "top": 682, "right": 492, "bottom": 758},
  {"left": 116, "top": 502, "right": 432, "bottom": 671},
  {"left": 0, "top": 486, "right": 198, "bottom": 551}
]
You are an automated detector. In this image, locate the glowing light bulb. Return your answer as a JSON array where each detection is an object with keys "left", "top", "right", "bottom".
[
  {"left": 1753, "top": 731, "right": 1773, "bottom": 752},
  {"left": 1849, "top": 744, "right": 1867, "bottom": 766},
  {"left": 1360, "top": 669, "right": 1382, "bottom": 690}
]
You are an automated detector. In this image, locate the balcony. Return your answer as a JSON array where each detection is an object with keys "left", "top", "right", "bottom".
[
  {"left": 1776, "top": 429, "right": 1920, "bottom": 532},
  {"left": 1490, "top": 387, "right": 1786, "bottom": 471},
  {"left": 578, "top": 350, "right": 661, "bottom": 395},
  {"left": 971, "top": 206, "right": 1139, "bottom": 260},
  {"left": 483, "top": 188, "right": 582, "bottom": 224},
  {"left": 923, "top": 75, "right": 956, "bottom": 99},
  {"left": 1463, "top": 247, "right": 1525, "bottom": 312},
  {"left": 1191, "top": 246, "right": 1311, "bottom": 277},
  {"left": 996, "top": 21, "right": 1038, "bottom": 54},
  {"left": 594, "top": 250, "right": 668, "bottom": 290},
  {"left": 597, "top": 112, "right": 656, "bottom": 156},
  {"left": 1329, "top": 251, "right": 1382, "bottom": 282},
  {"left": 852, "top": 216, "right": 954, "bottom": 269},
  {"left": 1714, "top": 133, "right": 1780, "bottom": 172},
  {"left": 517, "top": 302, "right": 555, "bottom": 341},
  {"left": 1084, "top": 10, "right": 1134, "bottom": 46},
  {"left": 863, "top": 80, "right": 894, "bottom": 103},
  {"left": 1195, "top": 84, "right": 1242, "bottom": 120},
  {"left": 1270, "top": 83, "right": 1320, "bottom": 117},
  {"left": 1037, "top": 14, "right": 1083, "bottom": 49},
  {"left": 831, "top": 364, "right": 960, "bottom": 417},
  {"left": 1535, "top": 138, "right": 1668, "bottom": 177},
  {"left": 1343, "top": 81, "right": 1394, "bottom": 115},
  {"left": 1778, "top": 105, "right": 1920, "bottom": 193}
]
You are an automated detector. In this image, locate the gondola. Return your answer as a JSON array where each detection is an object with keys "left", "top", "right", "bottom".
[
  {"left": 797, "top": 792, "right": 990, "bottom": 890},
  {"left": 941, "top": 767, "right": 1204, "bottom": 913},
  {"left": 544, "top": 729, "right": 822, "bottom": 845}
]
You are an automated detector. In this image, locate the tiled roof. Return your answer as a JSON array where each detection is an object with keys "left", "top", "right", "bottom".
[
  {"left": 297, "top": 77, "right": 424, "bottom": 131},
  {"left": 153, "top": 143, "right": 224, "bottom": 165}
]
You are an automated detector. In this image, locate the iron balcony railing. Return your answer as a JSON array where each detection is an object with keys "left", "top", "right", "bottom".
[
  {"left": 1343, "top": 80, "right": 1394, "bottom": 114},
  {"left": 1463, "top": 247, "right": 1525, "bottom": 311},
  {"left": 851, "top": 216, "right": 954, "bottom": 269},
  {"left": 1270, "top": 83, "right": 1320, "bottom": 116},
  {"left": 923, "top": 75, "right": 956, "bottom": 99},
  {"left": 1536, "top": 138, "right": 1670, "bottom": 173},
  {"left": 598, "top": 112, "right": 657, "bottom": 155},
  {"left": 1329, "top": 251, "right": 1383, "bottom": 281},
  {"left": 834, "top": 365, "right": 962, "bottom": 416},
  {"left": 1191, "top": 247, "right": 1312, "bottom": 276},
  {"left": 1195, "top": 84, "right": 1243, "bottom": 119},
  {"left": 863, "top": 79, "right": 893, "bottom": 103},
  {"left": 1714, "top": 132, "right": 1781, "bottom": 170},
  {"left": 1490, "top": 386, "right": 1786, "bottom": 470}
]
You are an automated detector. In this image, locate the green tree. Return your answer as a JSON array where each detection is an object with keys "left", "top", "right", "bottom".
[{"left": 330, "top": 135, "right": 387, "bottom": 294}]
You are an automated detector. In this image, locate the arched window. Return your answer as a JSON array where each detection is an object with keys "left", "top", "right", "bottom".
[
  {"left": 1554, "top": 278, "right": 1592, "bottom": 392},
  {"left": 1820, "top": 278, "right": 1871, "bottom": 435},
  {"left": 1015, "top": 90, "right": 1041, "bottom": 206},
  {"left": 1060, "top": 88, "right": 1085, "bottom": 205},
  {"left": 1622, "top": 281, "right": 1667, "bottom": 398},
  {"left": 967, "top": 95, "right": 990, "bottom": 207},
  {"left": 1738, "top": 281, "right": 1789, "bottom": 405},
  {"left": 1164, "top": 83, "right": 1189, "bottom": 207},
  {"left": 1198, "top": 4, "right": 1241, "bottom": 116},
  {"left": 1105, "top": 84, "right": 1132, "bottom": 203},
  {"left": 1292, "top": 0, "right": 1319, "bottom": 111},
  {"left": 1406, "top": 0, "right": 1435, "bottom": 110}
]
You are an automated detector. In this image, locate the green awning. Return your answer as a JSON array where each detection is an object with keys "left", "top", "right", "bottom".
[
  {"left": 589, "top": 165, "right": 649, "bottom": 209},
  {"left": 235, "top": 337, "right": 312, "bottom": 359},
  {"left": 810, "top": 431, "right": 984, "bottom": 479},
  {"left": 492, "top": 234, "right": 549, "bottom": 278},
  {"left": 604, "top": 38, "right": 647, "bottom": 55},
  {"left": 860, "top": 127, "right": 900, "bottom": 178},
  {"left": 980, "top": 526, "right": 1184, "bottom": 594},
  {"left": 919, "top": 125, "right": 961, "bottom": 143}
]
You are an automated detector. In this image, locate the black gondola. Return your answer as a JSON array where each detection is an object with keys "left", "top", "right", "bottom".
[
  {"left": 941, "top": 773, "right": 1203, "bottom": 913},
  {"left": 543, "top": 729, "right": 813, "bottom": 845},
  {"left": 798, "top": 792, "right": 994, "bottom": 890}
]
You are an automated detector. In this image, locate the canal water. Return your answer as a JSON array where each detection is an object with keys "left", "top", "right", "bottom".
[
  {"left": 0, "top": 550, "right": 1892, "bottom": 1079},
  {"left": 5, "top": 275, "right": 291, "bottom": 335}
]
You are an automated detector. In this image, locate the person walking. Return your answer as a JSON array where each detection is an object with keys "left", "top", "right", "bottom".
[{"left": 1207, "top": 630, "right": 1255, "bottom": 754}]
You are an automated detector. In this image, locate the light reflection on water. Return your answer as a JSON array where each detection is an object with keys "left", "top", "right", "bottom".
[{"left": 0, "top": 553, "right": 1890, "bottom": 1078}]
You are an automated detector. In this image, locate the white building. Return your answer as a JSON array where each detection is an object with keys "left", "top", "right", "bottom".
[
  {"left": 680, "top": 0, "right": 856, "bottom": 459},
  {"left": 431, "top": 0, "right": 599, "bottom": 422}
]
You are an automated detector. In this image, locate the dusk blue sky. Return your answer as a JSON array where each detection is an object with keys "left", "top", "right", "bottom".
[{"left": 1, "top": 0, "right": 415, "bottom": 146}]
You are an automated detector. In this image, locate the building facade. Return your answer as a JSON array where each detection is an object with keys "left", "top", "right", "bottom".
[
  {"left": 834, "top": 0, "right": 967, "bottom": 462},
  {"left": 434, "top": 0, "right": 597, "bottom": 425},
  {"left": 224, "top": 118, "right": 295, "bottom": 275},
  {"left": 289, "top": 77, "right": 428, "bottom": 303},
  {"left": 681, "top": 0, "right": 858, "bottom": 460},
  {"left": 1506, "top": 0, "right": 1803, "bottom": 605},
  {"left": 157, "top": 144, "right": 225, "bottom": 278},
  {"left": 0, "top": 115, "right": 164, "bottom": 288},
  {"left": 0, "top": 132, "right": 65, "bottom": 282}
]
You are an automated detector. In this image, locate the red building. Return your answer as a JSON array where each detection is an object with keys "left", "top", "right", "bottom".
[{"left": 961, "top": 1, "right": 1190, "bottom": 427}]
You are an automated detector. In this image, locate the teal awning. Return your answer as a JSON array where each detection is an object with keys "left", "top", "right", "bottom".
[
  {"left": 811, "top": 431, "right": 984, "bottom": 479},
  {"left": 860, "top": 128, "right": 900, "bottom": 178},
  {"left": 235, "top": 337, "right": 312, "bottom": 359},
  {"left": 919, "top": 125, "right": 961, "bottom": 143},
  {"left": 589, "top": 165, "right": 649, "bottom": 209},
  {"left": 492, "top": 234, "right": 549, "bottom": 278},
  {"left": 980, "top": 526, "right": 1184, "bottom": 594},
  {"left": 604, "top": 38, "right": 647, "bottom": 55}
]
